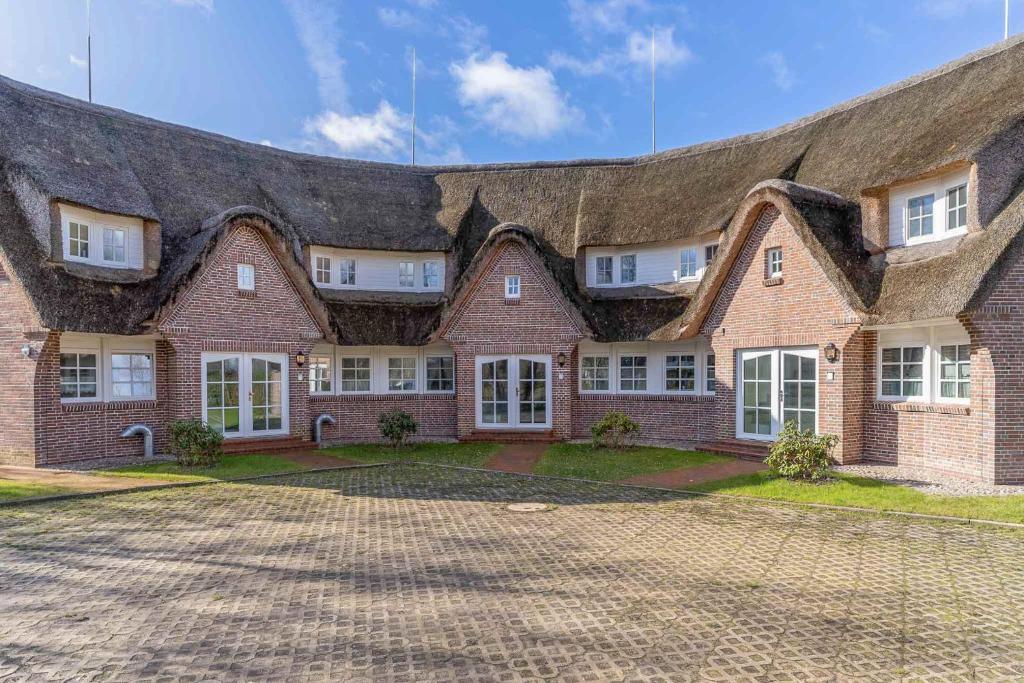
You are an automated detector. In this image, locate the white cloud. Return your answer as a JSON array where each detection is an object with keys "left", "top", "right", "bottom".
[
  {"left": 450, "top": 52, "right": 582, "bottom": 140},
  {"left": 917, "top": 0, "right": 996, "bottom": 18},
  {"left": 760, "top": 52, "right": 795, "bottom": 91},
  {"left": 170, "top": 0, "right": 214, "bottom": 12},
  {"left": 284, "top": 0, "right": 349, "bottom": 113},
  {"left": 69, "top": 53, "right": 87, "bottom": 69},
  {"left": 308, "top": 101, "right": 409, "bottom": 158},
  {"left": 626, "top": 26, "right": 692, "bottom": 67},
  {"left": 550, "top": 25, "right": 692, "bottom": 77},
  {"left": 378, "top": 7, "right": 421, "bottom": 30},
  {"left": 567, "top": 0, "right": 649, "bottom": 35}
]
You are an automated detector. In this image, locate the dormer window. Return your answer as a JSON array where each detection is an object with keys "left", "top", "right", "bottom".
[
  {"left": 315, "top": 256, "right": 332, "bottom": 285},
  {"left": 103, "top": 227, "right": 127, "bottom": 264},
  {"left": 423, "top": 261, "right": 441, "bottom": 288},
  {"left": 69, "top": 222, "right": 89, "bottom": 259},
  {"left": 889, "top": 168, "right": 970, "bottom": 247},
  {"left": 60, "top": 205, "right": 143, "bottom": 270},
  {"left": 620, "top": 255, "right": 637, "bottom": 284},
  {"left": 947, "top": 184, "right": 968, "bottom": 231},
  {"left": 906, "top": 194, "right": 934, "bottom": 240},
  {"left": 398, "top": 262, "right": 415, "bottom": 287},
  {"left": 596, "top": 256, "right": 613, "bottom": 285},
  {"left": 339, "top": 258, "right": 356, "bottom": 285},
  {"left": 679, "top": 248, "right": 698, "bottom": 280}
]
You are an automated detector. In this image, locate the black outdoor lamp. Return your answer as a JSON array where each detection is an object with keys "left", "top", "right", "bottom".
[
  {"left": 295, "top": 352, "right": 307, "bottom": 367},
  {"left": 557, "top": 352, "right": 567, "bottom": 368},
  {"left": 824, "top": 343, "right": 840, "bottom": 364}
]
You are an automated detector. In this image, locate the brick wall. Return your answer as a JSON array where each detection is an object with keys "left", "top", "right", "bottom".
[
  {"left": 700, "top": 206, "right": 864, "bottom": 461},
  {"left": 159, "top": 225, "right": 323, "bottom": 441},
  {"left": 0, "top": 258, "right": 40, "bottom": 466},
  {"left": 443, "top": 240, "right": 584, "bottom": 440},
  {"left": 34, "top": 334, "right": 171, "bottom": 466},
  {"left": 311, "top": 394, "right": 457, "bottom": 443}
]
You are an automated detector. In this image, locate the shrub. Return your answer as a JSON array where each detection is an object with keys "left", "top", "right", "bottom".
[
  {"left": 168, "top": 419, "right": 223, "bottom": 468},
  {"left": 591, "top": 411, "right": 641, "bottom": 449},
  {"left": 765, "top": 421, "right": 838, "bottom": 481},
  {"left": 379, "top": 409, "right": 418, "bottom": 447}
]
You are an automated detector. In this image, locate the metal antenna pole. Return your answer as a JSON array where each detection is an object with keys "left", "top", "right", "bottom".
[
  {"left": 411, "top": 47, "right": 417, "bottom": 165},
  {"left": 87, "top": 0, "right": 93, "bottom": 102},
  {"left": 1006, "top": 0, "right": 1010, "bottom": 39},
  {"left": 651, "top": 27, "right": 656, "bottom": 154}
]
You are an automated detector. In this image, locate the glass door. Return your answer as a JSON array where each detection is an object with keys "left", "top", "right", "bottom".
[
  {"left": 476, "top": 355, "right": 551, "bottom": 429},
  {"left": 249, "top": 355, "right": 286, "bottom": 435},
  {"left": 202, "top": 352, "right": 289, "bottom": 438},
  {"left": 517, "top": 358, "right": 548, "bottom": 426},
  {"left": 737, "top": 348, "right": 817, "bottom": 440},
  {"left": 480, "top": 358, "right": 510, "bottom": 426}
]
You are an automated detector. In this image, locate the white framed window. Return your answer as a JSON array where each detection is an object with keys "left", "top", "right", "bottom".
[
  {"left": 767, "top": 248, "right": 783, "bottom": 277},
  {"left": 679, "top": 249, "right": 698, "bottom": 280},
  {"left": 906, "top": 194, "right": 934, "bottom": 240},
  {"left": 315, "top": 256, "right": 332, "bottom": 285},
  {"left": 103, "top": 227, "right": 127, "bottom": 264},
  {"left": 398, "top": 262, "right": 415, "bottom": 288},
  {"left": 237, "top": 263, "right": 255, "bottom": 291},
  {"left": 665, "top": 354, "right": 695, "bottom": 392},
  {"left": 596, "top": 256, "right": 613, "bottom": 285},
  {"left": 704, "top": 244, "right": 718, "bottom": 267},
  {"left": 947, "top": 184, "right": 968, "bottom": 232},
  {"left": 619, "top": 355, "right": 647, "bottom": 392},
  {"left": 505, "top": 275, "right": 521, "bottom": 298},
  {"left": 880, "top": 346, "right": 925, "bottom": 399},
  {"left": 309, "top": 355, "right": 332, "bottom": 394},
  {"left": 339, "top": 258, "right": 356, "bottom": 286},
  {"left": 388, "top": 357, "right": 417, "bottom": 391},
  {"left": 110, "top": 352, "right": 154, "bottom": 399},
  {"left": 423, "top": 261, "right": 441, "bottom": 289},
  {"left": 68, "top": 221, "right": 90, "bottom": 259},
  {"left": 580, "top": 356, "right": 610, "bottom": 392},
  {"left": 620, "top": 255, "right": 637, "bottom": 284},
  {"left": 60, "top": 352, "right": 99, "bottom": 400},
  {"left": 706, "top": 353, "right": 716, "bottom": 394},
  {"left": 939, "top": 344, "right": 970, "bottom": 400},
  {"left": 340, "top": 357, "right": 371, "bottom": 392},
  {"left": 426, "top": 356, "right": 455, "bottom": 392}
]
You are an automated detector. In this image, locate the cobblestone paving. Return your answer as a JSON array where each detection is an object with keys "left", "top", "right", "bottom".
[{"left": 2, "top": 465, "right": 1024, "bottom": 682}]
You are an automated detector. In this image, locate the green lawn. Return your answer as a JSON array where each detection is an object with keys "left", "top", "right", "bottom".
[
  {"left": 688, "top": 471, "right": 1024, "bottom": 525},
  {"left": 321, "top": 442, "right": 500, "bottom": 468},
  {"left": 535, "top": 444, "right": 728, "bottom": 482},
  {"left": 104, "top": 454, "right": 304, "bottom": 482},
  {"left": 0, "top": 481, "right": 75, "bottom": 503}
]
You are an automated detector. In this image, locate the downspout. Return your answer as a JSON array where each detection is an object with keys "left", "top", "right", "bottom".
[
  {"left": 120, "top": 424, "right": 155, "bottom": 458},
  {"left": 313, "top": 413, "right": 336, "bottom": 446}
]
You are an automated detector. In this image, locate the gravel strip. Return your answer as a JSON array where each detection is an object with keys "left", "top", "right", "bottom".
[{"left": 835, "top": 463, "right": 1024, "bottom": 496}]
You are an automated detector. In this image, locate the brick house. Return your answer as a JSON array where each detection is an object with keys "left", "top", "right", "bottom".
[{"left": 4, "top": 39, "right": 1024, "bottom": 483}]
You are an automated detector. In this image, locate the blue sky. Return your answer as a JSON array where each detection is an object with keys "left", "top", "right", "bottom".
[{"left": 0, "top": 0, "right": 1018, "bottom": 165}]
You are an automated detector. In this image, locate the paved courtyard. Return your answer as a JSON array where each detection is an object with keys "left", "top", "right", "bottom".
[{"left": 2, "top": 465, "right": 1024, "bottom": 682}]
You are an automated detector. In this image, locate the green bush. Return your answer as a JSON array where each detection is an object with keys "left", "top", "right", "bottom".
[
  {"left": 765, "top": 421, "right": 838, "bottom": 481},
  {"left": 168, "top": 419, "right": 223, "bottom": 468},
  {"left": 379, "top": 409, "right": 418, "bottom": 447},
  {"left": 591, "top": 411, "right": 641, "bottom": 449}
]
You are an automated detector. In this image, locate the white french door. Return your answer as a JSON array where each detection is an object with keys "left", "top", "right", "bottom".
[
  {"left": 475, "top": 355, "right": 551, "bottom": 429},
  {"left": 201, "top": 352, "right": 289, "bottom": 438},
  {"left": 736, "top": 347, "right": 817, "bottom": 441}
]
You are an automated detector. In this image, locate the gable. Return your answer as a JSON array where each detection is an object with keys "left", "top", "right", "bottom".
[
  {"left": 702, "top": 206, "right": 857, "bottom": 337},
  {"left": 442, "top": 240, "right": 585, "bottom": 344},
  {"left": 159, "top": 225, "right": 323, "bottom": 342}
]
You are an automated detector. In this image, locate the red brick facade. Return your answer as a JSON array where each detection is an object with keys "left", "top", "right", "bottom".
[{"left": 5, "top": 211, "right": 1024, "bottom": 484}]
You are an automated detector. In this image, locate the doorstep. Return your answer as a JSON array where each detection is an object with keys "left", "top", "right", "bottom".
[
  {"left": 699, "top": 438, "right": 771, "bottom": 461},
  {"left": 462, "top": 430, "right": 558, "bottom": 444},
  {"left": 221, "top": 436, "right": 316, "bottom": 455}
]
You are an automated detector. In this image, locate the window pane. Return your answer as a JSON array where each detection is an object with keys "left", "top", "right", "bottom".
[
  {"left": 903, "top": 381, "right": 923, "bottom": 397},
  {"left": 903, "top": 347, "right": 924, "bottom": 363},
  {"left": 881, "top": 348, "right": 900, "bottom": 363}
]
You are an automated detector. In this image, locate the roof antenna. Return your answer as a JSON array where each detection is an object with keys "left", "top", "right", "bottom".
[
  {"left": 650, "top": 27, "right": 656, "bottom": 154},
  {"left": 1006, "top": 0, "right": 1010, "bottom": 40},
  {"left": 87, "top": 0, "right": 93, "bottom": 102},
  {"left": 411, "top": 46, "right": 417, "bottom": 165}
]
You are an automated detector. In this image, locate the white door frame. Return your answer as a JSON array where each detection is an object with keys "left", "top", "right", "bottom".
[
  {"left": 735, "top": 347, "right": 818, "bottom": 441},
  {"left": 475, "top": 354, "right": 552, "bottom": 429},
  {"left": 201, "top": 352, "right": 290, "bottom": 438}
]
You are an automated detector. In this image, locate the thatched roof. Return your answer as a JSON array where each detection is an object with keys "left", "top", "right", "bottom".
[{"left": 3, "top": 36, "right": 1024, "bottom": 342}]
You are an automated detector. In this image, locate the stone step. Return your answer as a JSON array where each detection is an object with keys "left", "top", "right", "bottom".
[
  {"left": 221, "top": 436, "right": 315, "bottom": 455},
  {"left": 699, "top": 439, "right": 772, "bottom": 462},
  {"left": 463, "top": 430, "right": 558, "bottom": 444}
]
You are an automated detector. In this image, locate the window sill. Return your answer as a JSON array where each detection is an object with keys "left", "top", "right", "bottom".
[
  {"left": 504, "top": 297, "right": 521, "bottom": 305},
  {"left": 311, "top": 393, "right": 456, "bottom": 402},
  {"left": 871, "top": 401, "right": 970, "bottom": 416},
  {"left": 61, "top": 400, "right": 158, "bottom": 413},
  {"left": 237, "top": 289, "right": 257, "bottom": 299},
  {"left": 764, "top": 276, "right": 784, "bottom": 287},
  {"left": 577, "top": 393, "right": 714, "bottom": 403}
]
